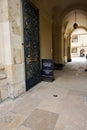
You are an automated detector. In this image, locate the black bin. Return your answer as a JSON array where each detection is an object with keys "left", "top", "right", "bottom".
[{"left": 41, "top": 59, "right": 54, "bottom": 81}]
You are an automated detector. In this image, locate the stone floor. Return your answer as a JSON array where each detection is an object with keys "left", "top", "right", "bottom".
[{"left": 0, "top": 57, "right": 87, "bottom": 130}]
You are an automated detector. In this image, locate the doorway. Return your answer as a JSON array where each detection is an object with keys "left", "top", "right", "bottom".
[{"left": 22, "top": 0, "right": 41, "bottom": 91}]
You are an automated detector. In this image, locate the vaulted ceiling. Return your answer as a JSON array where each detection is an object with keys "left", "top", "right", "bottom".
[
  {"left": 40, "top": 0, "right": 87, "bottom": 34},
  {"left": 41, "top": 0, "right": 87, "bottom": 14}
]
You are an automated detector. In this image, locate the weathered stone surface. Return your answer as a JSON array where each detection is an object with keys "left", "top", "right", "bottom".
[
  {"left": 0, "top": 73, "right": 7, "bottom": 80},
  {"left": 15, "top": 126, "right": 32, "bottom": 130},
  {"left": 0, "top": 64, "right": 8, "bottom": 101},
  {"left": 0, "top": 65, "right": 5, "bottom": 72},
  {"left": 13, "top": 48, "right": 22, "bottom": 64},
  {"left": 5, "top": 64, "right": 25, "bottom": 100},
  {"left": 0, "top": 65, "right": 7, "bottom": 80},
  {"left": 0, "top": 112, "right": 26, "bottom": 130},
  {"left": 0, "top": 83, "right": 8, "bottom": 101},
  {"left": 0, "top": 0, "right": 8, "bottom": 22},
  {"left": 8, "top": 0, "right": 21, "bottom": 35},
  {"left": 8, "top": 81, "right": 25, "bottom": 99},
  {"left": 23, "top": 108, "right": 59, "bottom": 130}
]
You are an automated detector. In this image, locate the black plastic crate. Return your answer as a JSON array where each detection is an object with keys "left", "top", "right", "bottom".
[{"left": 42, "top": 59, "right": 54, "bottom": 70}]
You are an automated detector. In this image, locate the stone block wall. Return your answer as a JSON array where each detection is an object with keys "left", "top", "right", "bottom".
[
  {"left": 0, "top": 0, "right": 25, "bottom": 101},
  {"left": 0, "top": 65, "right": 8, "bottom": 101}
]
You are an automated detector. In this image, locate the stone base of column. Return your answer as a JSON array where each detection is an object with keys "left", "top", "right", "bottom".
[
  {"left": 67, "top": 59, "right": 72, "bottom": 62},
  {"left": 54, "top": 63, "right": 64, "bottom": 70}
]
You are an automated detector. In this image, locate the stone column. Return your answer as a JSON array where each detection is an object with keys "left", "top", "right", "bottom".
[
  {"left": 57, "top": 25, "right": 62, "bottom": 61},
  {"left": 56, "top": 24, "right": 64, "bottom": 70},
  {"left": 0, "top": 0, "right": 9, "bottom": 101},
  {"left": 52, "top": 16, "right": 64, "bottom": 70},
  {"left": 6, "top": 0, "right": 25, "bottom": 98},
  {"left": 63, "top": 37, "right": 67, "bottom": 63},
  {"left": 52, "top": 22, "right": 59, "bottom": 64},
  {"left": 67, "top": 36, "right": 72, "bottom": 62},
  {"left": 0, "top": 0, "right": 25, "bottom": 100}
]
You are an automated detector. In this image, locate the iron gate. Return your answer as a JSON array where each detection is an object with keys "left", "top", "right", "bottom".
[{"left": 22, "top": 0, "right": 41, "bottom": 90}]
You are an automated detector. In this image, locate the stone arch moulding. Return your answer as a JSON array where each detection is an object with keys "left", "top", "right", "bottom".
[
  {"left": 61, "top": 3, "right": 87, "bottom": 21},
  {"left": 69, "top": 26, "right": 87, "bottom": 37}
]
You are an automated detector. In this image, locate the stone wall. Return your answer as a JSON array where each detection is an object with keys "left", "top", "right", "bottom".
[
  {"left": 7, "top": 0, "right": 25, "bottom": 98},
  {"left": 0, "top": 0, "right": 25, "bottom": 101},
  {"left": 0, "top": 65, "right": 8, "bottom": 101},
  {"left": 0, "top": 0, "right": 9, "bottom": 101}
]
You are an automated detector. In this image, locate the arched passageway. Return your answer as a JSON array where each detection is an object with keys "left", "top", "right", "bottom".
[
  {"left": 0, "top": 0, "right": 87, "bottom": 101},
  {"left": 62, "top": 9, "right": 87, "bottom": 70},
  {"left": 71, "top": 28, "right": 87, "bottom": 59},
  {"left": 0, "top": 1, "right": 87, "bottom": 129}
]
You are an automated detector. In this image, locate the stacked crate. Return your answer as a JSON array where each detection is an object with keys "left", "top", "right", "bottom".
[{"left": 41, "top": 59, "right": 54, "bottom": 81}]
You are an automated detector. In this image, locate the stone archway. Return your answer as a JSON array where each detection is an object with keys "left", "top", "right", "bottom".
[{"left": 62, "top": 7, "right": 87, "bottom": 63}]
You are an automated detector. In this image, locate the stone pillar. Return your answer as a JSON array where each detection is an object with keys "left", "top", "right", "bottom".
[
  {"left": 0, "top": 0, "right": 25, "bottom": 100},
  {"left": 52, "top": 16, "right": 64, "bottom": 70},
  {"left": 52, "top": 22, "right": 59, "bottom": 64},
  {"left": 67, "top": 36, "right": 72, "bottom": 62},
  {"left": 63, "top": 37, "right": 67, "bottom": 63},
  {"left": 57, "top": 24, "right": 64, "bottom": 69},
  {"left": 0, "top": 0, "right": 9, "bottom": 101},
  {"left": 7, "top": 0, "right": 25, "bottom": 98}
]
